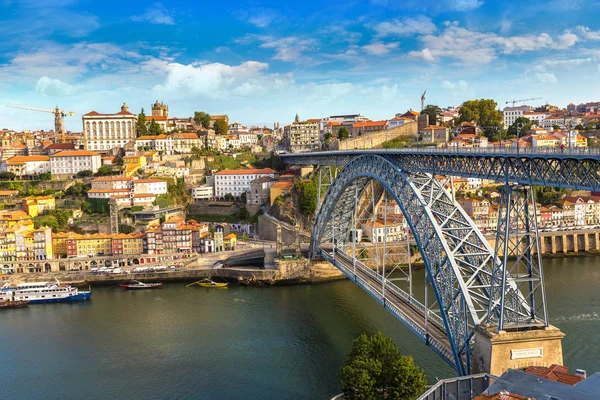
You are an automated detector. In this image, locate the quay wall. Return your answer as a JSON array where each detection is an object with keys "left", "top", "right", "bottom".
[{"left": 328, "top": 122, "right": 417, "bottom": 151}]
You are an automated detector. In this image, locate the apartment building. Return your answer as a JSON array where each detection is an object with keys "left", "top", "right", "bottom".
[
  {"left": 83, "top": 103, "right": 137, "bottom": 152},
  {"left": 214, "top": 168, "right": 278, "bottom": 198}
]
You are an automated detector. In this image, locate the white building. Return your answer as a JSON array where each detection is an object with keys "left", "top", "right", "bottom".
[
  {"left": 523, "top": 112, "right": 547, "bottom": 127},
  {"left": 214, "top": 168, "right": 278, "bottom": 198},
  {"left": 192, "top": 184, "right": 214, "bottom": 200},
  {"left": 503, "top": 105, "right": 531, "bottom": 127},
  {"left": 50, "top": 150, "right": 101, "bottom": 177},
  {"left": 2, "top": 156, "right": 50, "bottom": 178},
  {"left": 136, "top": 135, "right": 174, "bottom": 154},
  {"left": 91, "top": 176, "right": 133, "bottom": 190},
  {"left": 285, "top": 115, "right": 322, "bottom": 153},
  {"left": 133, "top": 179, "right": 168, "bottom": 195},
  {"left": 387, "top": 117, "right": 409, "bottom": 129},
  {"left": 239, "top": 132, "right": 259, "bottom": 146},
  {"left": 83, "top": 103, "right": 137, "bottom": 152},
  {"left": 363, "top": 220, "right": 404, "bottom": 243}
]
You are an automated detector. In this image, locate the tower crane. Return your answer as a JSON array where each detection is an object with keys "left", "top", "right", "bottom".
[
  {"left": 505, "top": 97, "right": 542, "bottom": 107},
  {"left": 6, "top": 105, "right": 76, "bottom": 143},
  {"left": 421, "top": 90, "right": 427, "bottom": 111}
]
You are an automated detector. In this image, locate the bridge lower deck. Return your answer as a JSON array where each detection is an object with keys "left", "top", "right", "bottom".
[{"left": 320, "top": 247, "right": 456, "bottom": 367}]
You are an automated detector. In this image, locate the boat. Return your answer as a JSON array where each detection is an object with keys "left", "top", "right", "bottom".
[
  {"left": 1, "top": 281, "right": 92, "bottom": 304},
  {"left": 0, "top": 299, "right": 29, "bottom": 309},
  {"left": 120, "top": 280, "right": 163, "bottom": 290},
  {"left": 186, "top": 278, "right": 228, "bottom": 288}
]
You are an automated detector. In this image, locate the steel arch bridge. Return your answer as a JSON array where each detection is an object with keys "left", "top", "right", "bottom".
[{"left": 281, "top": 148, "right": 600, "bottom": 375}]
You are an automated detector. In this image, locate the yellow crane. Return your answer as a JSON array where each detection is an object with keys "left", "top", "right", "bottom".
[{"left": 6, "top": 105, "right": 76, "bottom": 143}]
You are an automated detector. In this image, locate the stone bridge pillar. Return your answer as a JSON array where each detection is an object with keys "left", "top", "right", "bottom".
[{"left": 472, "top": 325, "right": 565, "bottom": 376}]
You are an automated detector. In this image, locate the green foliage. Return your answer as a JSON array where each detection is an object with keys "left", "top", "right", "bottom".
[
  {"left": 242, "top": 233, "right": 249, "bottom": 241},
  {"left": 38, "top": 172, "right": 52, "bottom": 181},
  {"left": 130, "top": 206, "right": 144, "bottom": 213},
  {"left": 33, "top": 209, "right": 73, "bottom": 232},
  {"left": 34, "top": 217, "right": 60, "bottom": 231},
  {"left": 422, "top": 104, "right": 442, "bottom": 125},
  {"left": 338, "top": 127, "right": 350, "bottom": 140},
  {"left": 76, "top": 170, "right": 93, "bottom": 178},
  {"left": 552, "top": 124, "right": 561, "bottom": 131},
  {"left": 65, "top": 182, "right": 90, "bottom": 196},
  {"left": 324, "top": 132, "right": 332, "bottom": 143},
  {"left": 238, "top": 206, "right": 250, "bottom": 220},
  {"left": 252, "top": 153, "right": 284, "bottom": 171},
  {"left": 575, "top": 124, "right": 585, "bottom": 131},
  {"left": 0, "top": 171, "right": 16, "bottom": 181},
  {"left": 507, "top": 117, "right": 532, "bottom": 137},
  {"left": 340, "top": 332, "right": 427, "bottom": 400},
  {"left": 274, "top": 195, "right": 284, "bottom": 206},
  {"left": 535, "top": 186, "right": 570, "bottom": 205},
  {"left": 136, "top": 108, "right": 148, "bottom": 137},
  {"left": 213, "top": 119, "right": 229, "bottom": 135},
  {"left": 194, "top": 111, "right": 211, "bottom": 129},
  {"left": 297, "top": 180, "right": 317, "bottom": 216},
  {"left": 85, "top": 198, "right": 110, "bottom": 214},
  {"left": 458, "top": 99, "right": 503, "bottom": 138},
  {"left": 94, "top": 166, "right": 113, "bottom": 177},
  {"left": 148, "top": 119, "right": 164, "bottom": 135},
  {"left": 596, "top": 123, "right": 600, "bottom": 130},
  {"left": 381, "top": 136, "right": 416, "bottom": 149},
  {"left": 223, "top": 193, "right": 234, "bottom": 201},
  {"left": 118, "top": 224, "right": 135, "bottom": 234}
]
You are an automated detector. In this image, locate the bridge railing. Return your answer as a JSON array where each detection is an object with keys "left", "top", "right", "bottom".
[{"left": 321, "top": 250, "right": 455, "bottom": 366}]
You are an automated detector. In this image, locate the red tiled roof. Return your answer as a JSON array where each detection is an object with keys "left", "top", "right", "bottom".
[
  {"left": 6, "top": 155, "right": 50, "bottom": 164},
  {"left": 354, "top": 120, "right": 388, "bottom": 128},
  {"left": 216, "top": 168, "right": 276, "bottom": 175},
  {"left": 145, "top": 116, "right": 168, "bottom": 121},
  {"left": 525, "top": 364, "right": 584, "bottom": 386}
]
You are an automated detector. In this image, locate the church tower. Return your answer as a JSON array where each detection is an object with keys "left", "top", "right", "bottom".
[{"left": 152, "top": 100, "right": 169, "bottom": 118}]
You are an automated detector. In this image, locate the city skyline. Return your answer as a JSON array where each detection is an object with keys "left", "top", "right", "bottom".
[{"left": 1, "top": 0, "right": 599, "bottom": 131}]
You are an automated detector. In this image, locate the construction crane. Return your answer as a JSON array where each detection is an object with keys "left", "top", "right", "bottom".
[
  {"left": 505, "top": 97, "right": 542, "bottom": 107},
  {"left": 421, "top": 90, "right": 427, "bottom": 111},
  {"left": 6, "top": 105, "right": 76, "bottom": 143}
]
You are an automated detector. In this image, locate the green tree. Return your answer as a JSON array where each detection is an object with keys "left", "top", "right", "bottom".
[
  {"left": 0, "top": 171, "right": 16, "bottom": 181},
  {"left": 76, "top": 170, "right": 93, "bottom": 178},
  {"left": 136, "top": 108, "right": 148, "bottom": 137},
  {"left": 422, "top": 104, "right": 442, "bottom": 125},
  {"left": 574, "top": 124, "right": 585, "bottom": 131},
  {"left": 194, "top": 111, "right": 211, "bottom": 129},
  {"left": 298, "top": 180, "right": 317, "bottom": 215},
  {"left": 118, "top": 224, "right": 135, "bottom": 234},
  {"left": 324, "top": 132, "right": 332, "bottom": 143},
  {"left": 238, "top": 206, "right": 250, "bottom": 220},
  {"left": 338, "top": 127, "right": 350, "bottom": 140},
  {"left": 340, "top": 332, "right": 427, "bottom": 400},
  {"left": 95, "top": 166, "right": 112, "bottom": 177},
  {"left": 148, "top": 119, "right": 164, "bottom": 135},
  {"left": 458, "top": 99, "right": 503, "bottom": 138},
  {"left": 38, "top": 172, "right": 52, "bottom": 181},
  {"left": 66, "top": 182, "right": 90, "bottom": 196},
  {"left": 507, "top": 117, "right": 532, "bottom": 137},
  {"left": 213, "top": 119, "right": 228, "bottom": 135},
  {"left": 596, "top": 123, "right": 600, "bottom": 130},
  {"left": 552, "top": 124, "right": 561, "bottom": 131}
]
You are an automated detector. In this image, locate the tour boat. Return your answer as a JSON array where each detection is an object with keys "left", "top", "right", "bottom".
[
  {"left": 0, "top": 299, "right": 29, "bottom": 309},
  {"left": 119, "top": 280, "right": 163, "bottom": 290},
  {"left": 186, "top": 278, "right": 228, "bottom": 288},
  {"left": 1, "top": 281, "right": 92, "bottom": 304}
]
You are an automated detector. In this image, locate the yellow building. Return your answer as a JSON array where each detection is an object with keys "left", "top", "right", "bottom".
[
  {"left": 74, "top": 234, "right": 112, "bottom": 257},
  {"left": 269, "top": 181, "right": 294, "bottom": 205},
  {"left": 122, "top": 233, "right": 144, "bottom": 255},
  {"left": 22, "top": 195, "right": 56, "bottom": 217},
  {"left": 52, "top": 232, "right": 70, "bottom": 258},
  {"left": 0, "top": 210, "right": 34, "bottom": 230},
  {"left": 123, "top": 155, "right": 147, "bottom": 177},
  {"left": 224, "top": 233, "right": 237, "bottom": 250}
]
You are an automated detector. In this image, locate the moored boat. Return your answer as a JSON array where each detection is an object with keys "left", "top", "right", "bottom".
[
  {"left": 186, "top": 278, "right": 228, "bottom": 288},
  {"left": 0, "top": 299, "right": 29, "bottom": 309},
  {"left": 120, "top": 280, "right": 163, "bottom": 290},
  {"left": 2, "top": 281, "right": 91, "bottom": 304}
]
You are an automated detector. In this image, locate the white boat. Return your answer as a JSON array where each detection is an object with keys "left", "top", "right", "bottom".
[
  {"left": 120, "top": 280, "right": 163, "bottom": 290},
  {"left": 1, "top": 281, "right": 92, "bottom": 304}
]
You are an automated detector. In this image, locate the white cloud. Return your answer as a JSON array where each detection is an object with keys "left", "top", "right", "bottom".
[
  {"left": 453, "top": 0, "right": 484, "bottom": 11},
  {"left": 373, "top": 15, "right": 436, "bottom": 37},
  {"left": 246, "top": 9, "right": 279, "bottom": 28},
  {"left": 131, "top": 3, "right": 175, "bottom": 25},
  {"left": 534, "top": 72, "right": 558, "bottom": 84},
  {"left": 577, "top": 26, "right": 600, "bottom": 41},
  {"left": 35, "top": 76, "right": 82, "bottom": 96},
  {"left": 240, "top": 35, "right": 318, "bottom": 62},
  {"left": 407, "top": 48, "right": 435, "bottom": 62},
  {"left": 441, "top": 80, "right": 470, "bottom": 91},
  {"left": 412, "top": 23, "right": 580, "bottom": 65},
  {"left": 372, "top": 0, "right": 483, "bottom": 12},
  {"left": 362, "top": 42, "right": 399, "bottom": 55}
]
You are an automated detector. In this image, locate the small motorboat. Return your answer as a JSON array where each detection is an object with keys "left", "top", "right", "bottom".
[
  {"left": 120, "top": 280, "right": 163, "bottom": 290},
  {"left": 186, "top": 278, "right": 228, "bottom": 288},
  {"left": 0, "top": 300, "right": 29, "bottom": 309}
]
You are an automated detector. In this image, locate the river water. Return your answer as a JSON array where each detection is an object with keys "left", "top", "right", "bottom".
[{"left": 1, "top": 256, "right": 599, "bottom": 400}]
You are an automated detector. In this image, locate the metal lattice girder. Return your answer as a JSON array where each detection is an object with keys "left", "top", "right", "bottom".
[
  {"left": 282, "top": 148, "right": 600, "bottom": 191},
  {"left": 489, "top": 184, "right": 549, "bottom": 331},
  {"left": 312, "top": 155, "right": 507, "bottom": 375}
]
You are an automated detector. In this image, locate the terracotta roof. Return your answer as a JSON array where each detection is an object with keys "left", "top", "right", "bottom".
[
  {"left": 133, "top": 193, "right": 155, "bottom": 198},
  {"left": 51, "top": 150, "right": 100, "bottom": 157},
  {"left": 44, "top": 143, "right": 75, "bottom": 150},
  {"left": 423, "top": 125, "right": 447, "bottom": 130},
  {"left": 6, "top": 155, "right": 50, "bottom": 164},
  {"left": 354, "top": 120, "right": 388, "bottom": 128},
  {"left": 145, "top": 116, "right": 168, "bottom": 121},
  {"left": 92, "top": 176, "right": 132, "bottom": 182},
  {"left": 216, "top": 168, "right": 276, "bottom": 176},
  {"left": 0, "top": 190, "right": 19, "bottom": 196},
  {"left": 171, "top": 133, "right": 199, "bottom": 139},
  {"left": 305, "top": 118, "right": 322, "bottom": 123},
  {"left": 525, "top": 364, "right": 584, "bottom": 386},
  {"left": 272, "top": 181, "right": 294, "bottom": 189},
  {"left": 133, "top": 179, "right": 166, "bottom": 183},
  {"left": 88, "top": 189, "right": 130, "bottom": 193}
]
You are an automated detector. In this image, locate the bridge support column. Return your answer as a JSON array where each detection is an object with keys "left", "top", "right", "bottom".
[
  {"left": 550, "top": 235, "right": 556, "bottom": 254},
  {"left": 562, "top": 235, "right": 568, "bottom": 253},
  {"left": 472, "top": 324, "right": 565, "bottom": 376},
  {"left": 584, "top": 233, "right": 590, "bottom": 252}
]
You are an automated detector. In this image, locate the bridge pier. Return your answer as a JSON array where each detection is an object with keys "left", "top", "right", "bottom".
[{"left": 472, "top": 325, "right": 565, "bottom": 376}]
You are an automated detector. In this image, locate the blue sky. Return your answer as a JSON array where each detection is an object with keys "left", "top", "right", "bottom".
[{"left": 1, "top": 0, "right": 599, "bottom": 131}]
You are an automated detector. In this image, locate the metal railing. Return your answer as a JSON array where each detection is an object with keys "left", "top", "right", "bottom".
[{"left": 417, "top": 373, "right": 497, "bottom": 400}]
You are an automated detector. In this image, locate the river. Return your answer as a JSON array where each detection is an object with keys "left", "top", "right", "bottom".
[{"left": 1, "top": 256, "right": 599, "bottom": 400}]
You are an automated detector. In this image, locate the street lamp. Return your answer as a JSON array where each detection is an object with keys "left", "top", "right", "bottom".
[{"left": 516, "top": 122, "right": 524, "bottom": 154}]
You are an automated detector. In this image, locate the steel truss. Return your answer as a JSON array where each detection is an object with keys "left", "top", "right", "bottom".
[
  {"left": 488, "top": 184, "right": 548, "bottom": 330},
  {"left": 283, "top": 149, "right": 600, "bottom": 191},
  {"left": 313, "top": 155, "right": 517, "bottom": 375}
]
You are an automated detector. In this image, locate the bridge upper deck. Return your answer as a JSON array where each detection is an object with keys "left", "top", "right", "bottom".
[{"left": 281, "top": 147, "right": 600, "bottom": 191}]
